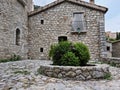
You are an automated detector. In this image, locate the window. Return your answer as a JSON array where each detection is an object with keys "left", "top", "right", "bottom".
[
  {"left": 40, "top": 48, "right": 43, "bottom": 52},
  {"left": 16, "top": 29, "right": 20, "bottom": 45},
  {"left": 72, "top": 12, "right": 85, "bottom": 32},
  {"left": 107, "top": 46, "right": 110, "bottom": 51},
  {"left": 41, "top": 20, "right": 44, "bottom": 24},
  {"left": 58, "top": 36, "right": 67, "bottom": 42}
]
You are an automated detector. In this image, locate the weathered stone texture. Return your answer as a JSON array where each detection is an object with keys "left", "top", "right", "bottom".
[
  {"left": 0, "top": 0, "right": 32, "bottom": 59},
  {"left": 0, "top": 0, "right": 107, "bottom": 60},
  {"left": 102, "top": 57, "right": 120, "bottom": 67},
  {"left": 39, "top": 64, "right": 110, "bottom": 80},
  {"left": 112, "top": 41, "right": 120, "bottom": 57},
  {"left": 28, "top": 2, "right": 105, "bottom": 60}
]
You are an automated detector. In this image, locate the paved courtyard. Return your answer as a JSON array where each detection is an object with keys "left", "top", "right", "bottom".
[{"left": 0, "top": 60, "right": 120, "bottom": 90}]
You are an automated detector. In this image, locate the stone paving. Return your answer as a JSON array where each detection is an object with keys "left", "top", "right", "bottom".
[{"left": 0, "top": 60, "right": 120, "bottom": 90}]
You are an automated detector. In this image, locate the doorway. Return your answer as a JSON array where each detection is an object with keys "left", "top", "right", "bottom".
[{"left": 58, "top": 36, "right": 67, "bottom": 42}]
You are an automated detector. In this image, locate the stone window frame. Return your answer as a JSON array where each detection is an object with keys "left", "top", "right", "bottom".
[
  {"left": 41, "top": 20, "right": 44, "bottom": 24},
  {"left": 15, "top": 28, "right": 21, "bottom": 46},
  {"left": 71, "top": 12, "right": 87, "bottom": 33}
]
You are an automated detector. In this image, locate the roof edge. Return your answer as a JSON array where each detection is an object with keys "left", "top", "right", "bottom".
[{"left": 28, "top": 0, "right": 108, "bottom": 17}]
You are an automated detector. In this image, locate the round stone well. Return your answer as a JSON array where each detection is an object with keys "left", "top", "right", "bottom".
[{"left": 39, "top": 64, "right": 110, "bottom": 80}]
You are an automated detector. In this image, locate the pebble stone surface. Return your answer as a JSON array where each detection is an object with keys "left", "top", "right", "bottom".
[{"left": 0, "top": 60, "right": 120, "bottom": 90}]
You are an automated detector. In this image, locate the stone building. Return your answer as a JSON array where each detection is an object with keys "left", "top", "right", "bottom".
[
  {"left": 105, "top": 41, "right": 112, "bottom": 57},
  {"left": 112, "top": 40, "right": 120, "bottom": 57},
  {"left": 106, "top": 31, "right": 117, "bottom": 39},
  {"left": 0, "top": 0, "right": 33, "bottom": 59},
  {"left": 0, "top": 0, "right": 108, "bottom": 60}
]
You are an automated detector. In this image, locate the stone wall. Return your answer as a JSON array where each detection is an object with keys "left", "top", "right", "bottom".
[
  {"left": 0, "top": 0, "right": 32, "bottom": 59},
  {"left": 25, "top": 0, "right": 34, "bottom": 12},
  {"left": 105, "top": 41, "right": 112, "bottom": 57},
  {"left": 112, "top": 41, "right": 120, "bottom": 57},
  {"left": 39, "top": 64, "right": 110, "bottom": 80},
  {"left": 28, "top": 2, "right": 106, "bottom": 60},
  {"left": 101, "top": 57, "right": 120, "bottom": 67}
]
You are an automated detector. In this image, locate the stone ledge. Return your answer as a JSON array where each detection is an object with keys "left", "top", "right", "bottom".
[
  {"left": 71, "top": 31, "right": 87, "bottom": 34},
  {"left": 101, "top": 57, "right": 120, "bottom": 67},
  {"left": 39, "top": 64, "right": 110, "bottom": 81}
]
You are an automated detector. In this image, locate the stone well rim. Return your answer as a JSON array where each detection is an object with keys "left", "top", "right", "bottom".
[
  {"left": 41, "top": 64, "right": 109, "bottom": 69},
  {"left": 39, "top": 64, "right": 110, "bottom": 80}
]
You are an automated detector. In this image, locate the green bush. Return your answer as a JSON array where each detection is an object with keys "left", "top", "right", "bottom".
[
  {"left": 103, "top": 73, "right": 112, "bottom": 80},
  {"left": 73, "top": 43, "right": 90, "bottom": 66},
  {"left": 49, "top": 41, "right": 90, "bottom": 66},
  {"left": 60, "top": 52, "right": 79, "bottom": 66},
  {"left": 50, "top": 41, "right": 72, "bottom": 65},
  {"left": 10, "top": 54, "right": 21, "bottom": 61},
  {"left": 49, "top": 44, "right": 57, "bottom": 58}
]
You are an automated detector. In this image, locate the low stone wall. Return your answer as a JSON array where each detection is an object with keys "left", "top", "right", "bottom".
[
  {"left": 39, "top": 64, "right": 110, "bottom": 81},
  {"left": 101, "top": 57, "right": 120, "bottom": 67}
]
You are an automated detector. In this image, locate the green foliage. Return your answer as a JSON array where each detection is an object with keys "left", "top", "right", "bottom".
[
  {"left": 49, "top": 44, "right": 57, "bottom": 58},
  {"left": 116, "top": 32, "right": 120, "bottom": 40},
  {"left": 34, "top": 5, "right": 40, "bottom": 10},
  {"left": 37, "top": 68, "right": 42, "bottom": 74},
  {"left": 73, "top": 43, "right": 90, "bottom": 66},
  {"left": 109, "top": 38, "right": 116, "bottom": 42},
  {"left": 0, "top": 54, "right": 21, "bottom": 63},
  {"left": 109, "top": 62, "right": 117, "bottom": 67},
  {"left": 49, "top": 41, "right": 90, "bottom": 66},
  {"left": 10, "top": 54, "right": 21, "bottom": 61},
  {"left": 103, "top": 73, "right": 112, "bottom": 80},
  {"left": 118, "top": 32, "right": 120, "bottom": 39},
  {"left": 60, "top": 52, "right": 79, "bottom": 66},
  {"left": 51, "top": 41, "right": 72, "bottom": 65}
]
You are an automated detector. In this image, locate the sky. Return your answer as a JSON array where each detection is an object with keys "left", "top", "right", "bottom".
[{"left": 33, "top": 0, "right": 120, "bottom": 32}]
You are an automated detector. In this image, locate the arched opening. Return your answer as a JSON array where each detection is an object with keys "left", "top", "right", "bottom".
[
  {"left": 58, "top": 36, "right": 67, "bottom": 42},
  {"left": 16, "top": 29, "right": 20, "bottom": 45}
]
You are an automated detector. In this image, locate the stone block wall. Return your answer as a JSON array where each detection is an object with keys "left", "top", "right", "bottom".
[
  {"left": 0, "top": 0, "right": 30, "bottom": 59},
  {"left": 101, "top": 57, "right": 120, "bottom": 67},
  {"left": 28, "top": 2, "right": 105, "bottom": 60},
  {"left": 25, "top": 0, "right": 34, "bottom": 12},
  {"left": 39, "top": 64, "right": 110, "bottom": 80},
  {"left": 112, "top": 41, "right": 120, "bottom": 57},
  {"left": 105, "top": 41, "right": 112, "bottom": 57}
]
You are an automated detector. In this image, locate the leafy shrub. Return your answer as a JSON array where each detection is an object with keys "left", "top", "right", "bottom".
[
  {"left": 34, "top": 5, "right": 40, "bottom": 10},
  {"left": 73, "top": 43, "right": 90, "bottom": 66},
  {"left": 60, "top": 52, "right": 79, "bottom": 66},
  {"left": 50, "top": 41, "right": 72, "bottom": 65},
  {"left": 49, "top": 41, "right": 90, "bottom": 66},
  {"left": 49, "top": 44, "right": 57, "bottom": 59},
  {"left": 103, "top": 73, "right": 112, "bottom": 80},
  {"left": 10, "top": 54, "right": 21, "bottom": 61}
]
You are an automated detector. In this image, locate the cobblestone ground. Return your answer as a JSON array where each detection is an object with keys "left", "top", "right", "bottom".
[{"left": 0, "top": 60, "right": 120, "bottom": 90}]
